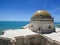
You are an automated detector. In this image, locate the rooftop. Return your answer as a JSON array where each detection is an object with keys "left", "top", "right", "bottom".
[
  {"left": 32, "top": 10, "right": 53, "bottom": 19},
  {"left": 0, "top": 28, "right": 37, "bottom": 40},
  {"left": 43, "top": 28, "right": 60, "bottom": 42},
  {"left": 0, "top": 24, "right": 60, "bottom": 43}
]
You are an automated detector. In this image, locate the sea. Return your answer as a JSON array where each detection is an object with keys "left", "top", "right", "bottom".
[
  {"left": 0, "top": 21, "right": 60, "bottom": 35},
  {"left": 0, "top": 21, "right": 29, "bottom": 35}
]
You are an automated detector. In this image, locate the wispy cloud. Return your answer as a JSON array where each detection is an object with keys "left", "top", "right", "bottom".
[
  {"left": 50, "top": 7, "right": 60, "bottom": 15},
  {"left": 50, "top": 7, "right": 60, "bottom": 22},
  {"left": 43, "top": 0, "right": 48, "bottom": 9},
  {"left": 51, "top": 7, "right": 60, "bottom": 12}
]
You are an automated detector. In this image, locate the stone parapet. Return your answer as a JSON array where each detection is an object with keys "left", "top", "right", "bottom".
[{"left": 40, "top": 34, "right": 60, "bottom": 45}]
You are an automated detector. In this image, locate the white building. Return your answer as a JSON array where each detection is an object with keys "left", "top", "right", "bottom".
[
  {"left": 0, "top": 29, "right": 41, "bottom": 45},
  {"left": 0, "top": 10, "right": 60, "bottom": 45},
  {"left": 30, "top": 10, "right": 55, "bottom": 33}
]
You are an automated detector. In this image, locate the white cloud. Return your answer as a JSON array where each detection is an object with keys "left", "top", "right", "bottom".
[
  {"left": 49, "top": 7, "right": 60, "bottom": 15},
  {"left": 51, "top": 7, "right": 60, "bottom": 12},
  {"left": 54, "top": 15, "right": 60, "bottom": 22},
  {"left": 49, "top": 7, "right": 60, "bottom": 22},
  {"left": 43, "top": 0, "right": 48, "bottom": 9}
]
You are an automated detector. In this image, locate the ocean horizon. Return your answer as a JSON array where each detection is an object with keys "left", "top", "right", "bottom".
[{"left": 0, "top": 21, "right": 60, "bottom": 34}]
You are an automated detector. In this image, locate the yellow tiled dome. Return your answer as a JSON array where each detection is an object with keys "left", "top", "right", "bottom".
[{"left": 32, "top": 10, "right": 52, "bottom": 19}]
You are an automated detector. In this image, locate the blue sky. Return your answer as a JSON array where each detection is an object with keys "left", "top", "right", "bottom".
[{"left": 0, "top": 0, "right": 60, "bottom": 22}]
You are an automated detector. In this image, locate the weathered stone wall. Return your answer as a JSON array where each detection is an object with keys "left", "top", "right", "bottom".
[
  {"left": 0, "top": 38, "right": 12, "bottom": 45},
  {"left": 0, "top": 34, "right": 60, "bottom": 45},
  {"left": 30, "top": 21, "right": 54, "bottom": 33},
  {"left": 23, "top": 34, "right": 41, "bottom": 45},
  {"left": 40, "top": 34, "right": 60, "bottom": 45},
  {"left": 15, "top": 36, "right": 24, "bottom": 45}
]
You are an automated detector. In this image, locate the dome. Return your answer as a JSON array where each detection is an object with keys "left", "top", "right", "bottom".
[{"left": 32, "top": 10, "right": 53, "bottom": 19}]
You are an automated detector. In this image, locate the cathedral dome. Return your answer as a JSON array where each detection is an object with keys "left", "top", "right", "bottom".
[{"left": 31, "top": 10, "right": 53, "bottom": 19}]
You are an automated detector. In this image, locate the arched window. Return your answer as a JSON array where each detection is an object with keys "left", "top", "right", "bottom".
[
  {"left": 31, "top": 25, "right": 33, "bottom": 27},
  {"left": 39, "top": 28, "right": 40, "bottom": 31},
  {"left": 29, "top": 37, "right": 35, "bottom": 45},
  {"left": 48, "top": 25, "right": 52, "bottom": 29}
]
